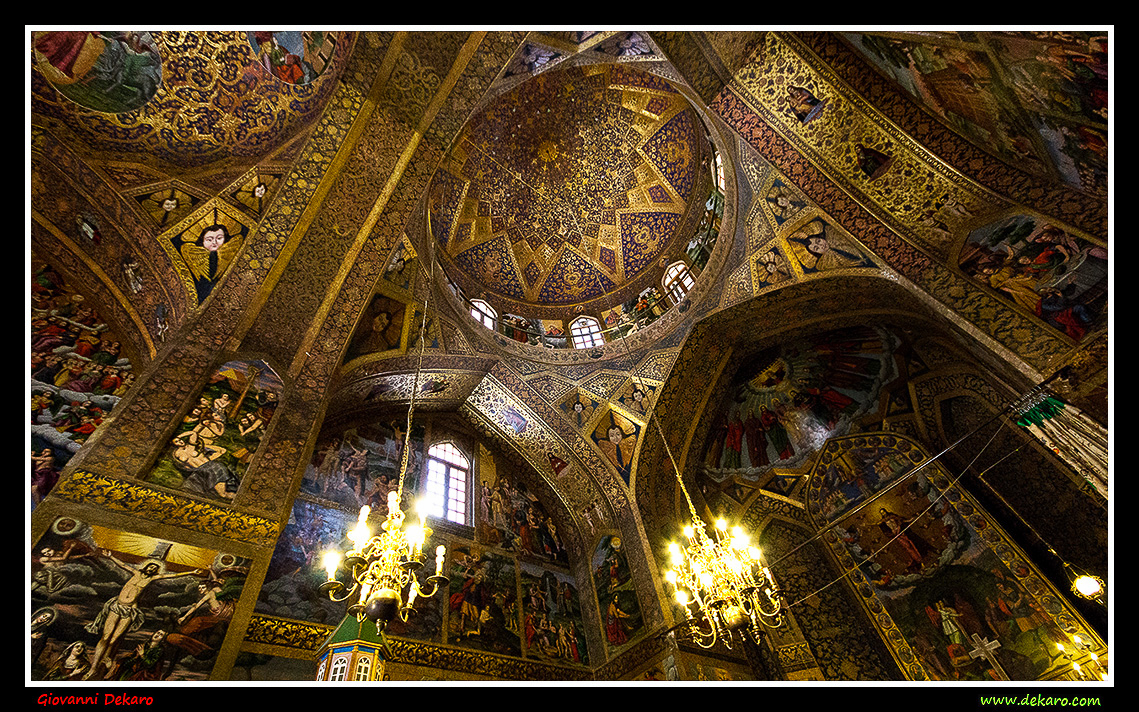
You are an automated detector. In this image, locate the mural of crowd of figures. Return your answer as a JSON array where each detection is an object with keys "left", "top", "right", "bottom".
[
  {"left": 843, "top": 32, "right": 1107, "bottom": 195},
  {"left": 255, "top": 497, "right": 358, "bottom": 626},
  {"left": 301, "top": 420, "right": 426, "bottom": 512},
  {"left": 592, "top": 535, "right": 644, "bottom": 655},
  {"left": 31, "top": 517, "right": 249, "bottom": 681},
  {"left": 31, "top": 260, "right": 135, "bottom": 509},
  {"left": 811, "top": 435, "right": 1102, "bottom": 681},
  {"left": 144, "top": 360, "right": 282, "bottom": 501},
  {"left": 700, "top": 325, "right": 897, "bottom": 481},
  {"left": 447, "top": 545, "right": 522, "bottom": 656},
  {"left": 958, "top": 215, "right": 1107, "bottom": 341},
  {"left": 258, "top": 422, "right": 589, "bottom": 664},
  {"left": 520, "top": 562, "right": 589, "bottom": 667},
  {"left": 478, "top": 446, "right": 569, "bottom": 565},
  {"left": 32, "top": 31, "right": 163, "bottom": 114}
]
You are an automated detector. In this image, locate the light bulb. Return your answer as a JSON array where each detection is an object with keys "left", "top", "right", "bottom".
[
  {"left": 715, "top": 518, "right": 727, "bottom": 531},
  {"left": 348, "top": 522, "right": 371, "bottom": 549},
  {"left": 1073, "top": 575, "right": 1102, "bottom": 598},
  {"left": 322, "top": 551, "right": 341, "bottom": 580},
  {"left": 664, "top": 570, "right": 677, "bottom": 585},
  {"left": 405, "top": 524, "right": 424, "bottom": 551}
]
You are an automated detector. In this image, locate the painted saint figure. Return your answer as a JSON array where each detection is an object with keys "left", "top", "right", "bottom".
[
  {"left": 179, "top": 224, "right": 240, "bottom": 304},
  {"left": 83, "top": 554, "right": 203, "bottom": 680}
]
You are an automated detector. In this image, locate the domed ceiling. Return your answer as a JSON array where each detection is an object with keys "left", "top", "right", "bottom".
[
  {"left": 30, "top": 31, "right": 351, "bottom": 171},
  {"left": 427, "top": 63, "right": 709, "bottom": 317}
]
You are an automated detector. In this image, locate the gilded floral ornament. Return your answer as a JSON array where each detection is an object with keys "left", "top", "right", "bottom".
[{"left": 52, "top": 471, "right": 280, "bottom": 547}]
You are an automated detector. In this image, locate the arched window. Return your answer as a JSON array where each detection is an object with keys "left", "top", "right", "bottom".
[
  {"left": 317, "top": 656, "right": 327, "bottom": 681},
  {"left": 570, "top": 316, "right": 604, "bottom": 349},
  {"left": 353, "top": 655, "right": 372, "bottom": 681},
  {"left": 663, "top": 261, "right": 695, "bottom": 305},
  {"left": 470, "top": 299, "right": 496, "bottom": 329},
  {"left": 329, "top": 655, "right": 348, "bottom": 682},
  {"left": 425, "top": 442, "right": 470, "bottom": 525},
  {"left": 713, "top": 150, "right": 725, "bottom": 192}
]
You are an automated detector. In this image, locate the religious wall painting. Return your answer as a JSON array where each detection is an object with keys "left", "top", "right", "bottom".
[
  {"left": 502, "top": 312, "right": 540, "bottom": 345},
  {"left": 753, "top": 245, "right": 794, "bottom": 290},
  {"left": 476, "top": 449, "right": 568, "bottom": 565},
  {"left": 169, "top": 208, "right": 249, "bottom": 306},
  {"left": 614, "top": 380, "right": 657, "bottom": 421},
  {"left": 75, "top": 212, "right": 103, "bottom": 245},
  {"left": 255, "top": 497, "right": 354, "bottom": 626},
  {"left": 300, "top": 420, "right": 426, "bottom": 513},
  {"left": 840, "top": 33, "right": 1052, "bottom": 176},
  {"left": 592, "top": 535, "right": 644, "bottom": 653},
  {"left": 145, "top": 359, "right": 283, "bottom": 502},
  {"left": 590, "top": 408, "right": 641, "bottom": 485},
  {"left": 519, "top": 562, "right": 589, "bottom": 666},
  {"left": 539, "top": 319, "right": 567, "bottom": 348},
  {"left": 958, "top": 214, "right": 1107, "bottom": 340},
  {"left": 344, "top": 293, "right": 412, "bottom": 363},
  {"left": 810, "top": 436, "right": 1102, "bottom": 680},
  {"left": 31, "top": 517, "right": 250, "bottom": 681},
  {"left": 502, "top": 406, "right": 529, "bottom": 436},
  {"left": 32, "top": 32, "right": 163, "bottom": 114},
  {"left": 31, "top": 259, "right": 135, "bottom": 509},
  {"left": 559, "top": 391, "right": 600, "bottom": 431},
  {"left": 784, "top": 85, "right": 827, "bottom": 125},
  {"left": 408, "top": 307, "right": 442, "bottom": 351},
  {"left": 247, "top": 31, "right": 340, "bottom": 86},
  {"left": 987, "top": 33, "right": 1108, "bottom": 127},
  {"left": 1033, "top": 114, "right": 1108, "bottom": 197},
  {"left": 231, "top": 173, "right": 280, "bottom": 217},
  {"left": 135, "top": 187, "right": 200, "bottom": 230},
  {"left": 764, "top": 179, "right": 808, "bottom": 227},
  {"left": 786, "top": 218, "right": 875, "bottom": 275},
  {"left": 700, "top": 326, "right": 897, "bottom": 484},
  {"left": 382, "top": 236, "right": 418, "bottom": 293},
  {"left": 384, "top": 530, "right": 444, "bottom": 644},
  {"left": 446, "top": 546, "right": 521, "bottom": 657}
]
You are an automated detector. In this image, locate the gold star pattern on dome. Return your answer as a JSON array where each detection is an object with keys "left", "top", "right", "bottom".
[{"left": 429, "top": 63, "right": 708, "bottom": 311}]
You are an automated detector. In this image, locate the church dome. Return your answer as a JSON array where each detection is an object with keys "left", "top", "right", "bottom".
[{"left": 427, "top": 63, "right": 711, "bottom": 318}]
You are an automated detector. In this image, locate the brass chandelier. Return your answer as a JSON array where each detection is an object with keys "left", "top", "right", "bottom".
[
  {"left": 319, "top": 248, "right": 448, "bottom": 631},
  {"left": 661, "top": 478, "right": 787, "bottom": 648}
]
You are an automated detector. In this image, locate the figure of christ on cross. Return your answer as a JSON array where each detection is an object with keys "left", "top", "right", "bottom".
[{"left": 83, "top": 552, "right": 205, "bottom": 680}]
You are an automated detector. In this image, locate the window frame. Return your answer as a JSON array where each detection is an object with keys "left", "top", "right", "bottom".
[
  {"left": 662, "top": 261, "right": 695, "bottom": 305},
  {"left": 470, "top": 299, "right": 497, "bottom": 330},
  {"left": 569, "top": 316, "right": 604, "bottom": 349},
  {"left": 353, "top": 655, "right": 372, "bottom": 681},
  {"left": 424, "top": 441, "right": 471, "bottom": 526}
]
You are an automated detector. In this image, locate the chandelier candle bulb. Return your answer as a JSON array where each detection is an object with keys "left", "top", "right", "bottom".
[{"left": 322, "top": 552, "right": 340, "bottom": 581}]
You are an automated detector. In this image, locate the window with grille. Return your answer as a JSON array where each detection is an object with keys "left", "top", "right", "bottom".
[
  {"left": 329, "top": 655, "right": 348, "bottom": 682},
  {"left": 425, "top": 442, "right": 470, "bottom": 525},
  {"left": 570, "top": 316, "right": 604, "bottom": 349},
  {"left": 470, "top": 299, "right": 496, "bottom": 329},
  {"left": 663, "top": 262, "right": 695, "bottom": 305},
  {"left": 353, "top": 655, "right": 371, "bottom": 681}
]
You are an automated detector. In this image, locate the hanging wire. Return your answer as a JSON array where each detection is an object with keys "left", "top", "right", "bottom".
[
  {"left": 393, "top": 233, "right": 438, "bottom": 509},
  {"left": 764, "top": 371, "right": 1065, "bottom": 574},
  {"left": 782, "top": 419, "right": 1013, "bottom": 611}
]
